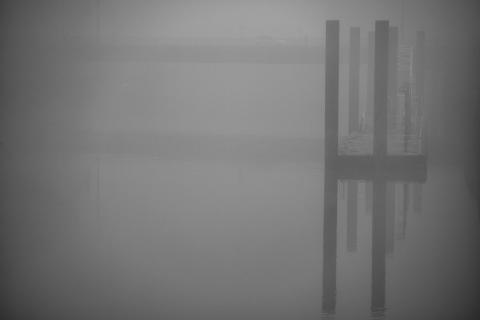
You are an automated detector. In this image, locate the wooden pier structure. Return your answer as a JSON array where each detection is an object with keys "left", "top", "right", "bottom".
[{"left": 322, "top": 20, "right": 427, "bottom": 316}]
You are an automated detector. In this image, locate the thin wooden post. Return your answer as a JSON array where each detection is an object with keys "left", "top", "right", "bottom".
[
  {"left": 367, "top": 31, "right": 375, "bottom": 131},
  {"left": 388, "top": 27, "right": 399, "bottom": 131},
  {"left": 402, "top": 83, "right": 412, "bottom": 152},
  {"left": 414, "top": 31, "right": 426, "bottom": 124},
  {"left": 349, "top": 27, "right": 361, "bottom": 133},
  {"left": 374, "top": 21, "right": 389, "bottom": 160},
  {"left": 325, "top": 20, "right": 340, "bottom": 165}
]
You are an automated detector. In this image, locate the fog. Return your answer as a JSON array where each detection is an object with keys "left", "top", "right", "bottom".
[{"left": 1, "top": 1, "right": 480, "bottom": 319}]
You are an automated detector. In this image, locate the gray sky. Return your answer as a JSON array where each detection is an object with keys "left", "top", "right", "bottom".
[{"left": 2, "top": 0, "right": 479, "bottom": 43}]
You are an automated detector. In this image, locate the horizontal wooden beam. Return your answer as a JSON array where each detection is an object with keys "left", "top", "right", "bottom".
[{"left": 334, "top": 155, "right": 427, "bottom": 182}]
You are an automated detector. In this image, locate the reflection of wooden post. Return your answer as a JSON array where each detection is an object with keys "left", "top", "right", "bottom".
[
  {"left": 386, "top": 182, "right": 396, "bottom": 254},
  {"left": 399, "top": 183, "right": 410, "bottom": 240},
  {"left": 374, "top": 21, "right": 389, "bottom": 160},
  {"left": 323, "top": 172, "right": 338, "bottom": 314},
  {"left": 388, "top": 27, "right": 399, "bottom": 131},
  {"left": 322, "top": 20, "right": 340, "bottom": 315},
  {"left": 371, "top": 178, "right": 387, "bottom": 314},
  {"left": 347, "top": 181, "right": 358, "bottom": 252}
]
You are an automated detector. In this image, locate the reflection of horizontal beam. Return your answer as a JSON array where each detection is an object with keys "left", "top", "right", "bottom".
[{"left": 335, "top": 155, "right": 427, "bottom": 182}]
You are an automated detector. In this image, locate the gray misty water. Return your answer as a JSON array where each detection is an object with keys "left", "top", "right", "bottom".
[{"left": 2, "top": 150, "right": 479, "bottom": 320}]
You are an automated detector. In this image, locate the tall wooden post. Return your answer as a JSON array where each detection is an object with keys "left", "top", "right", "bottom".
[
  {"left": 365, "top": 30, "right": 376, "bottom": 215},
  {"left": 374, "top": 21, "right": 389, "bottom": 160},
  {"left": 414, "top": 31, "right": 426, "bottom": 124},
  {"left": 325, "top": 20, "right": 340, "bottom": 165},
  {"left": 402, "top": 83, "right": 412, "bottom": 152},
  {"left": 412, "top": 31, "right": 425, "bottom": 216},
  {"left": 349, "top": 27, "right": 361, "bottom": 133},
  {"left": 367, "top": 31, "right": 375, "bottom": 131},
  {"left": 322, "top": 20, "right": 340, "bottom": 315},
  {"left": 388, "top": 27, "right": 399, "bottom": 131}
]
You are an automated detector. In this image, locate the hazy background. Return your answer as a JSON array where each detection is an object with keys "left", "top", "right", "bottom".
[
  {"left": 1, "top": 1, "right": 479, "bottom": 319},
  {"left": 1, "top": 0, "right": 479, "bottom": 148}
]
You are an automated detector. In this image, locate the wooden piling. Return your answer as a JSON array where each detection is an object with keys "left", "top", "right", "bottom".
[
  {"left": 388, "top": 27, "right": 399, "bottom": 131},
  {"left": 349, "top": 27, "right": 361, "bottom": 133},
  {"left": 414, "top": 31, "right": 426, "bottom": 123},
  {"left": 325, "top": 20, "right": 340, "bottom": 166},
  {"left": 367, "top": 31, "right": 375, "bottom": 131},
  {"left": 374, "top": 21, "right": 389, "bottom": 160}
]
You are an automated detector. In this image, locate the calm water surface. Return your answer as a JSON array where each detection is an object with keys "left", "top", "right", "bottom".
[{"left": 2, "top": 152, "right": 479, "bottom": 320}]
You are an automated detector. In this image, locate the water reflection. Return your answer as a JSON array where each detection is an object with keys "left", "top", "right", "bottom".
[
  {"left": 322, "top": 159, "right": 426, "bottom": 317},
  {"left": 322, "top": 152, "right": 426, "bottom": 318}
]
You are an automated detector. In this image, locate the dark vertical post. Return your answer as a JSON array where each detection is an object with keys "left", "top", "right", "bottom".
[
  {"left": 367, "top": 31, "right": 375, "bottom": 132},
  {"left": 388, "top": 27, "right": 399, "bottom": 131},
  {"left": 349, "top": 27, "right": 361, "bottom": 133},
  {"left": 371, "top": 178, "right": 387, "bottom": 314},
  {"left": 374, "top": 21, "right": 389, "bottom": 160},
  {"left": 322, "top": 20, "right": 340, "bottom": 315},
  {"left": 414, "top": 31, "right": 426, "bottom": 125},
  {"left": 325, "top": 20, "right": 340, "bottom": 165},
  {"left": 400, "top": 0, "right": 405, "bottom": 42},
  {"left": 402, "top": 83, "right": 412, "bottom": 152}
]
